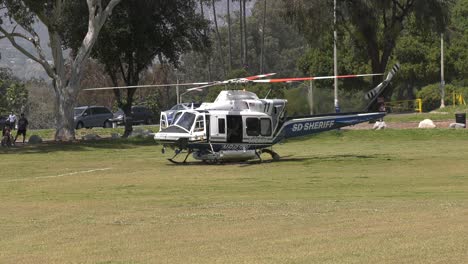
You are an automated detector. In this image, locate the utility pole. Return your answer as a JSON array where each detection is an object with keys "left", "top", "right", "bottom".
[
  {"left": 308, "top": 80, "right": 314, "bottom": 115},
  {"left": 440, "top": 33, "right": 445, "bottom": 108},
  {"left": 176, "top": 77, "right": 180, "bottom": 104},
  {"left": 333, "top": 0, "right": 339, "bottom": 113},
  {"left": 176, "top": 72, "right": 185, "bottom": 104}
]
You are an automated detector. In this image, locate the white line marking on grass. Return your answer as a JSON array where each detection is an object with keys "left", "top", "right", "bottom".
[{"left": 4, "top": 168, "right": 112, "bottom": 182}]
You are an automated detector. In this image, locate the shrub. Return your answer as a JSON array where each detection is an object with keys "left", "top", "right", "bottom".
[{"left": 416, "top": 83, "right": 468, "bottom": 112}]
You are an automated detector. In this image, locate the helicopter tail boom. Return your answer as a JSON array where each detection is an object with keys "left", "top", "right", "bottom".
[{"left": 274, "top": 112, "right": 385, "bottom": 142}]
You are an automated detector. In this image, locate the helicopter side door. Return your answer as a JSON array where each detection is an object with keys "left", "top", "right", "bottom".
[
  {"left": 227, "top": 115, "right": 243, "bottom": 143},
  {"left": 192, "top": 114, "right": 207, "bottom": 141},
  {"left": 210, "top": 115, "right": 227, "bottom": 142}
]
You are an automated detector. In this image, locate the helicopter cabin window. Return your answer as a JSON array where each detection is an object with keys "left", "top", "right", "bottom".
[
  {"left": 246, "top": 118, "right": 260, "bottom": 136},
  {"left": 194, "top": 115, "right": 205, "bottom": 132},
  {"left": 218, "top": 118, "right": 226, "bottom": 134},
  {"left": 260, "top": 118, "right": 272, "bottom": 136},
  {"left": 246, "top": 118, "right": 271, "bottom": 136}
]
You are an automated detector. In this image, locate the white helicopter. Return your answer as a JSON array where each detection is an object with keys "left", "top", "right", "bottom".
[
  {"left": 85, "top": 64, "right": 399, "bottom": 164},
  {"left": 153, "top": 64, "right": 400, "bottom": 164}
]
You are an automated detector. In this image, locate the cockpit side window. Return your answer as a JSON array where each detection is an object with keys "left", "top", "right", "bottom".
[{"left": 194, "top": 115, "right": 205, "bottom": 132}]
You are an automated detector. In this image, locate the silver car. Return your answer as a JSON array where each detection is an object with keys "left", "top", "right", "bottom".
[{"left": 74, "top": 106, "right": 113, "bottom": 129}]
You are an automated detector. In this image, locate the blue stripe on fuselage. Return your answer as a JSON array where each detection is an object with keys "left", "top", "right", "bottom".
[{"left": 280, "top": 112, "right": 385, "bottom": 139}]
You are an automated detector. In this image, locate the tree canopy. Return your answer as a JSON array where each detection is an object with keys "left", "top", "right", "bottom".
[
  {"left": 0, "top": 0, "right": 122, "bottom": 140},
  {"left": 62, "top": 0, "right": 210, "bottom": 136},
  {"left": 283, "top": 0, "right": 451, "bottom": 86}
]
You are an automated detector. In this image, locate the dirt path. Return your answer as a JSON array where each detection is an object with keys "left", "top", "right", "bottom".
[{"left": 344, "top": 121, "right": 454, "bottom": 130}]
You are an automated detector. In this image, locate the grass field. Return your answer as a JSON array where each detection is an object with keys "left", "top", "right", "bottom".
[{"left": 1, "top": 129, "right": 467, "bottom": 263}]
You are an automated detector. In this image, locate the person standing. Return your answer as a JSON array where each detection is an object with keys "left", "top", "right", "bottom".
[
  {"left": 8, "top": 112, "right": 16, "bottom": 129},
  {"left": 14, "top": 113, "right": 28, "bottom": 144}
]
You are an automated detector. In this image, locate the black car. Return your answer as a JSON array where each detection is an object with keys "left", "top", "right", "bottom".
[{"left": 112, "top": 106, "right": 155, "bottom": 125}]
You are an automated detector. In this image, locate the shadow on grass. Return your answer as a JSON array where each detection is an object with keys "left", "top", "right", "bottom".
[
  {"left": 164, "top": 153, "right": 394, "bottom": 167},
  {"left": 0, "top": 138, "right": 158, "bottom": 154}
]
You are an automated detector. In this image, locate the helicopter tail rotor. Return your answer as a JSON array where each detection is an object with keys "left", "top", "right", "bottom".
[{"left": 364, "top": 63, "right": 401, "bottom": 112}]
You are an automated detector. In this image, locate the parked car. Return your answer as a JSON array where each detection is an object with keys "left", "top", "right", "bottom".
[
  {"left": 74, "top": 106, "right": 113, "bottom": 129},
  {"left": 162, "top": 103, "right": 201, "bottom": 124},
  {"left": 111, "top": 106, "right": 155, "bottom": 125}
]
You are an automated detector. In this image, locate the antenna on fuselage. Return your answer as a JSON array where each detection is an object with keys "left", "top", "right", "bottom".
[{"left": 264, "top": 89, "right": 272, "bottom": 99}]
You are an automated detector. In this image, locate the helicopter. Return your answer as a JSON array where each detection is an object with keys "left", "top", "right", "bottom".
[{"left": 152, "top": 64, "right": 400, "bottom": 164}]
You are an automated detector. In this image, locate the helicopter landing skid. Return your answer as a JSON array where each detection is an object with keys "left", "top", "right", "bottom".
[
  {"left": 261, "top": 149, "right": 281, "bottom": 161},
  {"left": 168, "top": 149, "right": 193, "bottom": 164}
]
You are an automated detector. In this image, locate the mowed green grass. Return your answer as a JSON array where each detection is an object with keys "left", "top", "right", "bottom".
[{"left": 0, "top": 130, "right": 467, "bottom": 264}]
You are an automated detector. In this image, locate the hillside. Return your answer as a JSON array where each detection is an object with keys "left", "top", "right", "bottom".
[{"left": 0, "top": 0, "right": 256, "bottom": 80}]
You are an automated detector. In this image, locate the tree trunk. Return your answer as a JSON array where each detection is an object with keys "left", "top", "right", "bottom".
[
  {"left": 122, "top": 88, "right": 137, "bottom": 138},
  {"left": 54, "top": 83, "right": 79, "bottom": 141},
  {"left": 227, "top": 0, "right": 233, "bottom": 72},
  {"left": 212, "top": 0, "right": 226, "bottom": 77},
  {"left": 239, "top": 0, "right": 244, "bottom": 66},
  {"left": 200, "top": 0, "right": 211, "bottom": 79},
  {"left": 242, "top": 0, "right": 248, "bottom": 67}
]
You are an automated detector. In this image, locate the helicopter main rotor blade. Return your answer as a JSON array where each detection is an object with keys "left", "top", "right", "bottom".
[
  {"left": 84, "top": 72, "right": 378, "bottom": 91},
  {"left": 251, "top": 73, "right": 384, "bottom": 83},
  {"left": 84, "top": 73, "right": 276, "bottom": 91},
  {"left": 186, "top": 83, "right": 221, "bottom": 91},
  {"left": 83, "top": 82, "right": 215, "bottom": 91},
  {"left": 185, "top": 73, "right": 278, "bottom": 91},
  {"left": 243, "top": 73, "right": 277, "bottom": 80}
]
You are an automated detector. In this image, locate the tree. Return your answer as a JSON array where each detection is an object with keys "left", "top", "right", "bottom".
[
  {"left": 0, "top": 0, "right": 121, "bottom": 140},
  {"left": 283, "top": 0, "right": 451, "bottom": 88},
  {"left": 448, "top": 0, "right": 468, "bottom": 86},
  {"left": 63, "top": 0, "right": 209, "bottom": 137},
  {"left": 393, "top": 17, "right": 444, "bottom": 100},
  {"left": 181, "top": 0, "right": 307, "bottom": 81},
  {"left": 0, "top": 68, "right": 28, "bottom": 114}
]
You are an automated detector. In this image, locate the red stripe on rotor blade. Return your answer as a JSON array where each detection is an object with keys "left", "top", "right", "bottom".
[
  {"left": 244, "top": 73, "right": 277, "bottom": 80},
  {"left": 252, "top": 73, "right": 383, "bottom": 83},
  {"left": 253, "top": 77, "right": 315, "bottom": 83},
  {"left": 314, "top": 73, "right": 383, "bottom": 80}
]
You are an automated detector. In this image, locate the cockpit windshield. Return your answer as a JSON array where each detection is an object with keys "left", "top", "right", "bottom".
[{"left": 174, "top": 112, "right": 196, "bottom": 131}]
